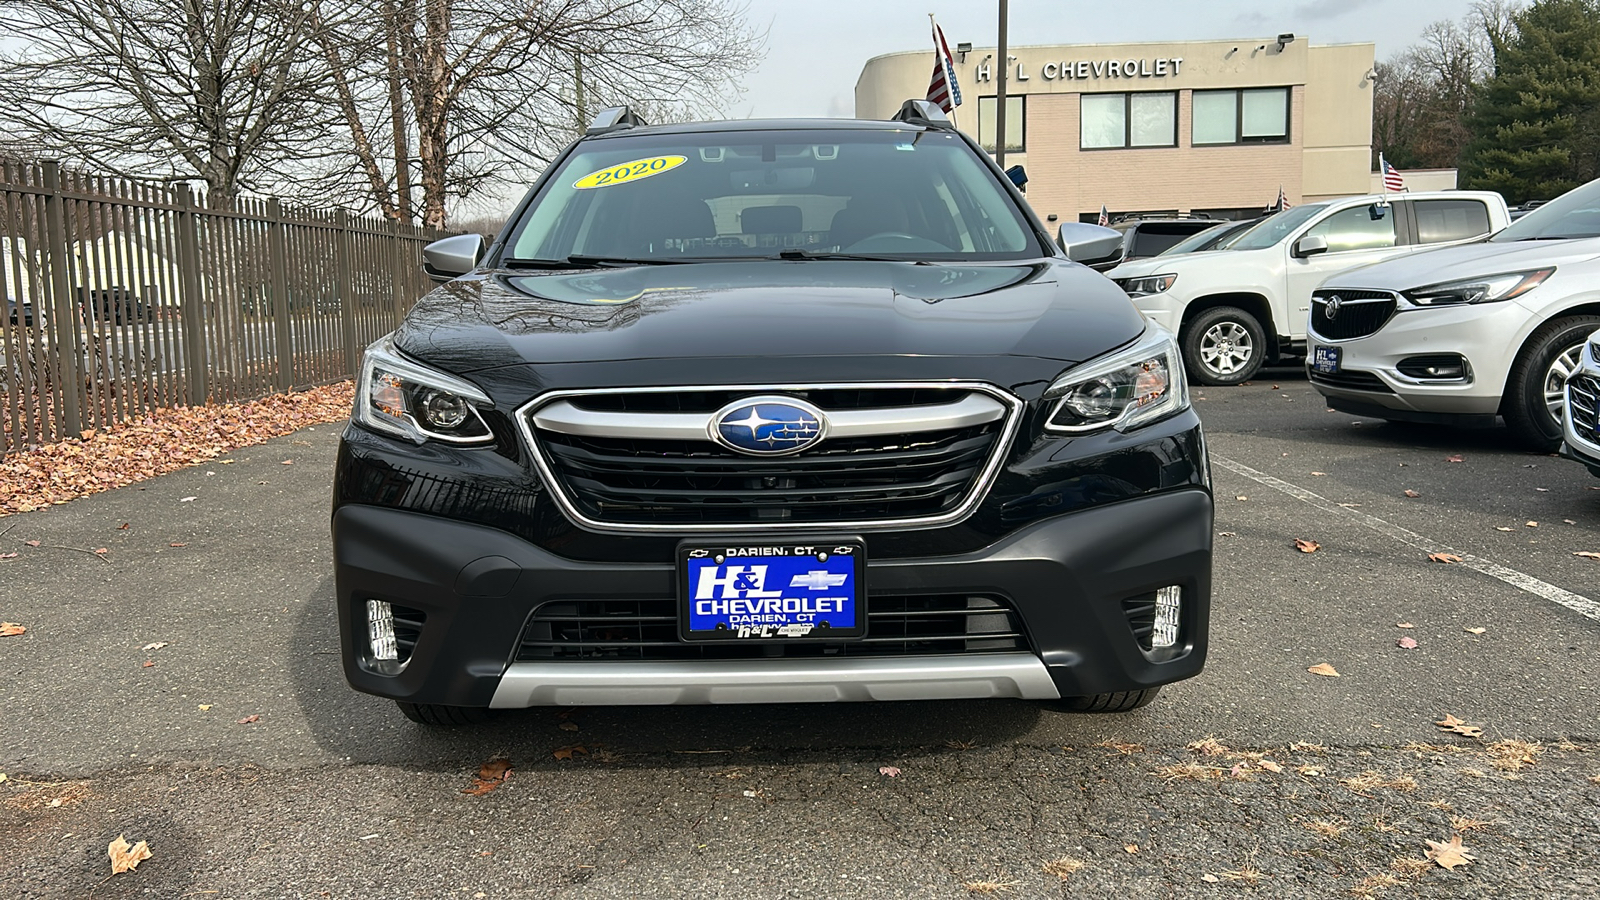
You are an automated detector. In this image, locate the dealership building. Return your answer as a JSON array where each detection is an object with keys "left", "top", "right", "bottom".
[{"left": 856, "top": 36, "right": 1385, "bottom": 224}]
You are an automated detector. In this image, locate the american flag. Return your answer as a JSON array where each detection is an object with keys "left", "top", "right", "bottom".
[
  {"left": 1381, "top": 153, "right": 1406, "bottom": 192},
  {"left": 1276, "top": 185, "right": 1291, "bottom": 211},
  {"left": 1097, "top": 204, "right": 1109, "bottom": 227},
  {"left": 926, "top": 20, "right": 962, "bottom": 113}
]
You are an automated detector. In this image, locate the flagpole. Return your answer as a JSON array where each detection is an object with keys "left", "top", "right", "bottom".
[{"left": 995, "top": 0, "right": 1009, "bottom": 169}]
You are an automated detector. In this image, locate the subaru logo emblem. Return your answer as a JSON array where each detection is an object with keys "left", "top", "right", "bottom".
[
  {"left": 710, "top": 396, "right": 827, "bottom": 456},
  {"left": 1325, "top": 295, "right": 1343, "bottom": 319}
]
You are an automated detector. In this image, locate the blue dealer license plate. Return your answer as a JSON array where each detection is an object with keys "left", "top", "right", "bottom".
[
  {"left": 1311, "top": 346, "right": 1342, "bottom": 374},
  {"left": 678, "top": 541, "right": 865, "bottom": 641}
]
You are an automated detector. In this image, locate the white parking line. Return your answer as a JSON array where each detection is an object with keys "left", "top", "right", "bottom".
[{"left": 1214, "top": 455, "right": 1600, "bottom": 624}]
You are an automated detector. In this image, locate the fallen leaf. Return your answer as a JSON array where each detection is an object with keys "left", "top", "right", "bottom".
[
  {"left": 1311, "top": 471, "right": 1326, "bottom": 476},
  {"left": 1496, "top": 526, "right": 1514, "bottom": 532},
  {"left": 1219, "top": 531, "right": 1237, "bottom": 537},
  {"left": 198, "top": 705, "right": 212, "bottom": 711},
  {"left": 1435, "top": 715, "right": 1483, "bottom": 738},
  {"left": 1575, "top": 552, "right": 1600, "bottom": 560},
  {"left": 180, "top": 496, "right": 197, "bottom": 503},
  {"left": 1424, "top": 834, "right": 1476, "bottom": 870},
  {"left": 1525, "top": 521, "right": 1538, "bottom": 528},
  {"left": 463, "top": 758, "right": 513, "bottom": 795},
  {"left": 108, "top": 835, "right": 151, "bottom": 874},
  {"left": 1123, "top": 844, "right": 1139, "bottom": 854},
  {"left": 1446, "top": 455, "right": 1463, "bottom": 463},
  {"left": 1308, "top": 663, "right": 1340, "bottom": 677},
  {"left": 0, "top": 552, "right": 15, "bottom": 559},
  {"left": 1429, "top": 553, "right": 1463, "bottom": 564},
  {"left": 24, "top": 540, "right": 40, "bottom": 547},
  {"left": 553, "top": 745, "right": 587, "bottom": 761},
  {"left": 558, "top": 721, "right": 579, "bottom": 732},
  {"left": 237, "top": 715, "right": 260, "bottom": 725},
  {"left": 1404, "top": 489, "right": 1421, "bottom": 498},
  {"left": 141, "top": 660, "right": 154, "bottom": 668},
  {"left": 1230, "top": 763, "right": 1247, "bottom": 777},
  {"left": 221, "top": 459, "right": 235, "bottom": 464},
  {"left": 1294, "top": 539, "right": 1321, "bottom": 553},
  {"left": 1259, "top": 760, "right": 1284, "bottom": 773},
  {"left": 1202, "top": 874, "right": 1220, "bottom": 883},
  {"left": 168, "top": 542, "right": 187, "bottom": 548},
  {"left": 1235, "top": 495, "right": 1248, "bottom": 501},
  {"left": 93, "top": 548, "right": 107, "bottom": 554},
  {"left": 879, "top": 766, "right": 901, "bottom": 777},
  {"left": 1535, "top": 487, "right": 1550, "bottom": 492},
  {"left": 1464, "top": 627, "right": 1486, "bottom": 635},
  {"left": 1397, "top": 637, "right": 1419, "bottom": 650},
  {"left": 117, "top": 522, "right": 129, "bottom": 530},
  {"left": 0, "top": 623, "right": 26, "bottom": 637},
  {"left": 1397, "top": 622, "right": 1414, "bottom": 628},
  {"left": 281, "top": 460, "right": 294, "bottom": 465}
]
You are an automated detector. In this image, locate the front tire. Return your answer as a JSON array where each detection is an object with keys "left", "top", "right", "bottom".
[
  {"left": 396, "top": 701, "right": 497, "bottom": 727},
  {"left": 1049, "top": 686, "right": 1162, "bottom": 713},
  {"left": 1183, "top": 306, "right": 1267, "bottom": 386},
  {"left": 1502, "top": 315, "right": 1600, "bottom": 452}
]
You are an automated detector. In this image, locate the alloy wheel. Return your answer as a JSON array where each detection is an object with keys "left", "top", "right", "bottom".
[{"left": 1199, "top": 321, "right": 1254, "bottom": 377}]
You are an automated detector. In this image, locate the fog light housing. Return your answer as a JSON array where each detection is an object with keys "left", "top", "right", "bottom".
[
  {"left": 1151, "top": 586, "right": 1181, "bottom": 649},
  {"left": 367, "top": 599, "right": 398, "bottom": 661}
]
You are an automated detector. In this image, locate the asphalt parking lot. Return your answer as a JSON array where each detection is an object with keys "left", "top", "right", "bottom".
[{"left": 2, "top": 367, "right": 1598, "bottom": 899}]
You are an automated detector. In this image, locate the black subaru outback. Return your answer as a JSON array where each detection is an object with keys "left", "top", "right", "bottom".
[{"left": 333, "top": 101, "right": 1213, "bottom": 725}]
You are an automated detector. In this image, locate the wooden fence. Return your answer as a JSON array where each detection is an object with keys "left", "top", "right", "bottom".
[{"left": 0, "top": 159, "right": 448, "bottom": 455}]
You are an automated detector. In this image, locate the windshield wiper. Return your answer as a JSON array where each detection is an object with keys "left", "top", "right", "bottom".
[
  {"left": 771, "top": 249, "right": 915, "bottom": 262},
  {"left": 503, "top": 255, "right": 699, "bottom": 269}
]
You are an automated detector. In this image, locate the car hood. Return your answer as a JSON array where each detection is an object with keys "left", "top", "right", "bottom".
[
  {"left": 393, "top": 259, "right": 1146, "bottom": 373},
  {"left": 1105, "top": 249, "right": 1238, "bottom": 279},
  {"left": 1323, "top": 238, "right": 1600, "bottom": 290}
]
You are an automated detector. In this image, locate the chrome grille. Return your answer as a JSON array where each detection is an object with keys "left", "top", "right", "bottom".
[
  {"left": 516, "top": 594, "right": 1026, "bottom": 661},
  {"left": 1310, "top": 290, "right": 1397, "bottom": 341},
  {"left": 520, "top": 384, "right": 1020, "bottom": 531},
  {"left": 1569, "top": 375, "right": 1599, "bottom": 442}
]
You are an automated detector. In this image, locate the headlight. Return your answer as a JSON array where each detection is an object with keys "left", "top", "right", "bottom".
[
  {"left": 353, "top": 335, "right": 494, "bottom": 445},
  {"left": 1044, "top": 326, "right": 1189, "bottom": 433},
  {"left": 1115, "top": 274, "right": 1177, "bottom": 297},
  {"left": 1403, "top": 268, "right": 1554, "bottom": 306}
]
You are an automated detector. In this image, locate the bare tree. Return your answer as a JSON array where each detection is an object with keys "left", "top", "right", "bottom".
[
  {"left": 0, "top": 0, "right": 334, "bottom": 208},
  {"left": 303, "top": 0, "right": 763, "bottom": 227}
]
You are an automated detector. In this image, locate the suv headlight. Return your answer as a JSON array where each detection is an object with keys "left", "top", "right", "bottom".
[
  {"left": 1403, "top": 268, "right": 1554, "bottom": 306},
  {"left": 354, "top": 335, "right": 494, "bottom": 445},
  {"left": 1115, "top": 274, "right": 1177, "bottom": 297},
  {"left": 1044, "top": 326, "right": 1189, "bottom": 433}
]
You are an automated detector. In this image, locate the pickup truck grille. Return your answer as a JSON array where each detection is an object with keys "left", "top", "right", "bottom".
[
  {"left": 1310, "top": 290, "right": 1397, "bottom": 341},
  {"left": 515, "top": 594, "right": 1026, "bottom": 661},
  {"left": 522, "top": 384, "right": 1019, "bottom": 530}
]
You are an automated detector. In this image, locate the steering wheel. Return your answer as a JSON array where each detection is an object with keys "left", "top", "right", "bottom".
[{"left": 844, "top": 232, "right": 953, "bottom": 253}]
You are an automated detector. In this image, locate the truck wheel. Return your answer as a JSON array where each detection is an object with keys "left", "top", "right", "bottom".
[
  {"left": 1183, "top": 306, "right": 1267, "bottom": 386},
  {"left": 396, "top": 701, "right": 497, "bottom": 726},
  {"left": 1503, "top": 315, "right": 1600, "bottom": 452},
  {"left": 1051, "top": 686, "right": 1161, "bottom": 713}
]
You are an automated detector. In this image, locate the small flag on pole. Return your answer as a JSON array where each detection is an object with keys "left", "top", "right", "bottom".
[
  {"left": 1381, "top": 153, "right": 1406, "bottom": 192},
  {"left": 1275, "top": 185, "right": 1291, "bottom": 212},
  {"left": 926, "top": 18, "right": 962, "bottom": 114},
  {"left": 1097, "top": 204, "right": 1110, "bottom": 227}
]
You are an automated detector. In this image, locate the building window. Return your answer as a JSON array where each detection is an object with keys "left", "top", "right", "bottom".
[
  {"left": 1080, "top": 92, "right": 1176, "bottom": 150},
  {"left": 1192, "top": 87, "right": 1290, "bottom": 144},
  {"left": 977, "top": 95, "right": 1025, "bottom": 153}
]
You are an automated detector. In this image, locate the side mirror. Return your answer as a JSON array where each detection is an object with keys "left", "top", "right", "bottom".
[
  {"left": 1369, "top": 202, "right": 1388, "bottom": 220},
  {"left": 1292, "top": 234, "right": 1329, "bottom": 258},
  {"left": 1057, "top": 222, "right": 1125, "bottom": 271},
  {"left": 422, "top": 234, "right": 486, "bottom": 283},
  {"left": 1005, "top": 165, "right": 1029, "bottom": 191}
]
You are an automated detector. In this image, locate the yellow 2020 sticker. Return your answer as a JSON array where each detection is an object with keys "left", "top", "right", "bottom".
[{"left": 572, "top": 155, "right": 687, "bottom": 190}]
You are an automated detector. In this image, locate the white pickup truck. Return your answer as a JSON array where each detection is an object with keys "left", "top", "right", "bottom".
[{"left": 1105, "top": 191, "right": 1512, "bottom": 384}]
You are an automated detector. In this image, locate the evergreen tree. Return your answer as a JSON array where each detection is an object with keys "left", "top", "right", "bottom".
[{"left": 1462, "top": 0, "right": 1600, "bottom": 203}]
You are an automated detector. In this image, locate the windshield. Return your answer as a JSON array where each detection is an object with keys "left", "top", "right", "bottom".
[
  {"left": 1490, "top": 178, "right": 1600, "bottom": 242},
  {"left": 504, "top": 129, "right": 1041, "bottom": 263},
  {"left": 1225, "top": 203, "right": 1328, "bottom": 251}
]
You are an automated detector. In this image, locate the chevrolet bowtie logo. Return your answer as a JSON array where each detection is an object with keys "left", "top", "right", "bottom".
[{"left": 789, "top": 570, "right": 849, "bottom": 590}]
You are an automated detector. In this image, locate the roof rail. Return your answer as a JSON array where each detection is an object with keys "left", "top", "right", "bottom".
[
  {"left": 891, "top": 99, "right": 953, "bottom": 129},
  {"left": 586, "top": 106, "right": 649, "bottom": 135}
]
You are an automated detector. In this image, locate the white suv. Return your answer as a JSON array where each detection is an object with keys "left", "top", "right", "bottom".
[
  {"left": 1106, "top": 192, "right": 1511, "bottom": 385},
  {"left": 1312, "top": 177, "right": 1600, "bottom": 451}
]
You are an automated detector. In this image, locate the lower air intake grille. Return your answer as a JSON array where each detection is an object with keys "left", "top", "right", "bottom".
[
  {"left": 1569, "top": 375, "right": 1600, "bottom": 442},
  {"left": 516, "top": 594, "right": 1026, "bottom": 661},
  {"left": 1309, "top": 369, "right": 1394, "bottom": 393}
]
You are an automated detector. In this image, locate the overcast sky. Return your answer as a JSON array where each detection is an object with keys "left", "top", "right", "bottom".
[{"left": 731, "top": 0, "right": 1483, "bottom": 119}]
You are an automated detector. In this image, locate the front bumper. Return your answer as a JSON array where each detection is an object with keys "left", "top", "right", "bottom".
[
  {"left": 333, "top": 488, "right": 1213, "bottom": 707},
  {"left": 1306, "top": 302, "right": 1528, "bottom": 419}
]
